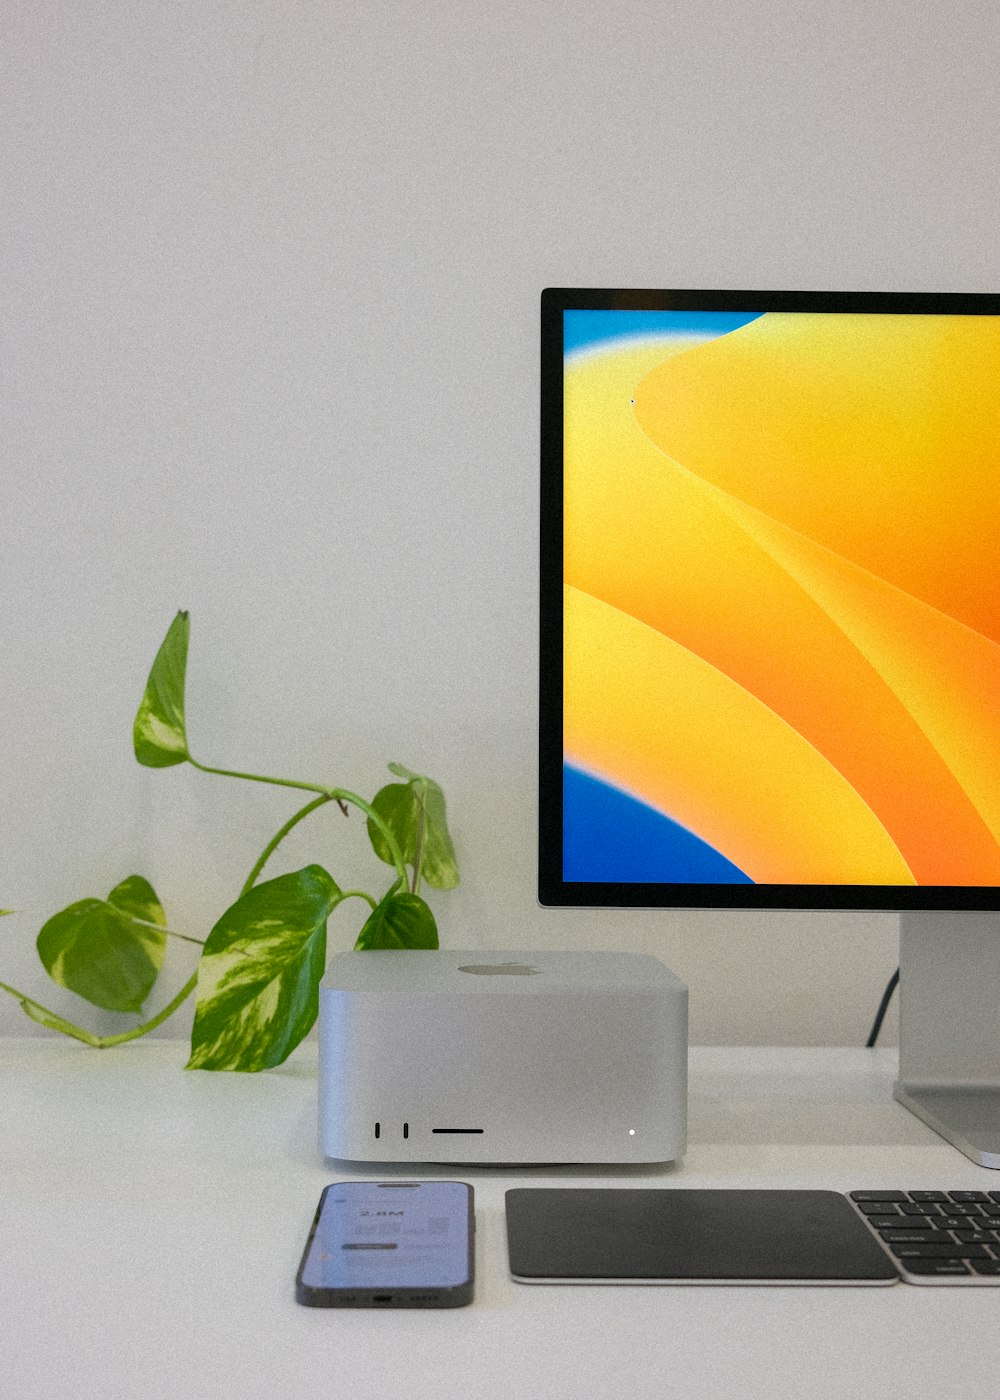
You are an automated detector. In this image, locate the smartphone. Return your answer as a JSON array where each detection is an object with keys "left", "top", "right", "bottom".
[{"left": 296, "top": 1181, "right": 474, "bottom": 1307}]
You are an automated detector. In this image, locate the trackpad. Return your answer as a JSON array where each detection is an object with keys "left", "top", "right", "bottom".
[{"left": 505, "top": 1188, "right": 898, "bottom": 1285}]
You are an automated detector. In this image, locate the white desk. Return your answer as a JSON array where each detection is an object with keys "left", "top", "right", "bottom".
[{"left": 2, "top": 1039, "right": 998, "bottom": 1400}]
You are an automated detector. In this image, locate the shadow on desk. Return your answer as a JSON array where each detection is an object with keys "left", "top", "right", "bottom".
[
  {"left": 688, "top": 1047, "right": 937, "bottom": 1148},
  {"left": 688, "top": 1098, "right": 935, "bottom": 1148}
]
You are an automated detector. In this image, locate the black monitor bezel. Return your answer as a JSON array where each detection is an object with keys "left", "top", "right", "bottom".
[{"left": 538, "top": 286, "right": 1000, "bottom": 911}]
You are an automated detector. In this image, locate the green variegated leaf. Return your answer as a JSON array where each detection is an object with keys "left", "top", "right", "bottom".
[
  {"left": 36, "top": 875, "right": 167, "bottom": 1013},
  {"left": 134, "top": 610, "right": 191, "bottom": 767},
  {"left": 108, "top": 874, "right": 166, "bottom": 928},
  {"left": 354, "top": 887, "right": 439, "bottom": 950},
  {"left": 187, "top": 865, "right": 342, "bottom": 1072},
  {"left": 367, "top": 765, "right": 459, "bottom": 890}
]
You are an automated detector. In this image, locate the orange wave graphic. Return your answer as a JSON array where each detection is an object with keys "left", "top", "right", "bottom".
[{"left": 565, "top": 317, "right": 1000, "bottom": 884}]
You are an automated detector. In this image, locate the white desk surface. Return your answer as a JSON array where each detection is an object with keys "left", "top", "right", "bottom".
[{"left": 2, "top": 1039, "right": 998, "bottom": 1400}]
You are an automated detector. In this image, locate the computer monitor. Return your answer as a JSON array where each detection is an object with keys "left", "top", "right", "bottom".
[{"left": 538, "top": 287, "right": 1000, "bottom": 1167}]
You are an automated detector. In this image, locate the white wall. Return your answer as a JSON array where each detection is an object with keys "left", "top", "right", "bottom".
[{"left": 3, "top": 0, "right": 996, "bottom": 1046}]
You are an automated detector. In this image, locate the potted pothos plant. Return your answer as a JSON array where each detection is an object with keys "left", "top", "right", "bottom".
[{"left": 0, "top": 611, "right": 458, "bottom": 1070}]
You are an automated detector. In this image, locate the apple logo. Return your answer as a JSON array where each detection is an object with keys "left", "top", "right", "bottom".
[{"left": 457, "top": 962, "right": 541, "bottom": 976}]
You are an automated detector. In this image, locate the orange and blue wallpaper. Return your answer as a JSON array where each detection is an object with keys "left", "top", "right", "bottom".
[{"left": 563, "top": 310, "right": 1000, "bottom": 886}]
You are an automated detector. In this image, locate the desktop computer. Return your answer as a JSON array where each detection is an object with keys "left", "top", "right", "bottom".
[
  {"left": 318, "top": 948, "right": 688, "bottom": 1165},
  {"left": 538, "top": 287, "right": 1000, "bottom": 1167}
]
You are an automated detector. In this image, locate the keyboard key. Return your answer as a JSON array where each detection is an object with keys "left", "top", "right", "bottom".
[
  {"left": 868, "top": 1214, "right": 926, "bottom": 1229},
  {"left": 900, "top": 1202, "right": 942, "bottom": 1215},
  {"left": 939, "top": 1202, "right": 981, "bottom": 1216},
  {"left": 891, "top": 1242, "right": 989, "bottom": 1259},
  {"left": 949, "top": 1191, "right": 991, "bottom": 1203},
  {"left": 933, "top": 1216, "right": 973, "bottom": 1230},
  {"left": 970, "top": 1259, "right": 1000, "bottom": 1276},
  {"left": 857, "top": 1200, "right": 899, "bottom": 1215},
  {"left": 849, "top": 1191, "right": 907, "bottom": 1203},
  {"left": 901, "top": 1259, "right": 971, "bottom": 1276},
  {"left": 909, "top": 1191, "right": 949, "bottom": 1203},
  {"left": 880, "top": 1230, "right": 945, "bottom": 1243}
]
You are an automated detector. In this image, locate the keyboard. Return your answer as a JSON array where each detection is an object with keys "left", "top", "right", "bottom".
[{"left": 850, "top": 1190, "right": 1000, "bottom": 1283}]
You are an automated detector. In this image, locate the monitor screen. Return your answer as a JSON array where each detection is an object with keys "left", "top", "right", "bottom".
[{"left": 539, "top": 288, "right": 1000, "bottom": 911}]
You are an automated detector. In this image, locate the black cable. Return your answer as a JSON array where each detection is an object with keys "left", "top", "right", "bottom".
[{"left": 866, "top": 967, "right": 899, "bottom": 1047}]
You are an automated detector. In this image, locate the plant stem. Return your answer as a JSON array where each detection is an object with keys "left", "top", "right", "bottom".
[
  {"left": 188, "top": 756, "right": 334, "bottom": 798},
  {"left": 0, "top": 980, "right": 101, "bottom": 1045},
  {"left": 338, "top": 888, "right": 378, "bottom": 911},
  {"left": 0, "top": 972, "right": 200, "bottom": 1048},
  {"left": 128, "top": 916, "right": 205, "bottom": 947},
  {"left": 334, "top": 788, "right": 409, "bottom": 888},
  {"left": 186, "top": 757, "right": 411, "bottom": 889},
  {"left": 410, "top": 782, "right": 428, "bottom": 895},
  {"left": 86, "top": 972, "right": 200, "bottom": 1048},
  {"left": 241, "top": 793, "right": 335, "bottom": 895}
]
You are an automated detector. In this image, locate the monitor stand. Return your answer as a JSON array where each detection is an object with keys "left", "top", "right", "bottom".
[{"left": 894, "top": 910, "right": 1000, "bottom": 1168}]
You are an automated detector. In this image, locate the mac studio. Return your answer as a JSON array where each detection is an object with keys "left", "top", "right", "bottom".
[{"left": 319, "top": 949, "right": 688, "bottom": 1164}]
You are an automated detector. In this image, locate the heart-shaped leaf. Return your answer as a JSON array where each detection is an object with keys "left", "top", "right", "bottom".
[
  {"left": 36, "top": 875, "right": 167, "bottom": 1013},
  {"left": 187, "top": 865, "right": 342, "bottom": 1071},
  {"left": 354, "top": 887, "right": 439, "bottom": 949},
  {"left": 134, "top": 610, "right": 191, "bottom": 767},
  {"left": 367, "top": 765, "right": 459, "bottom": 890}
]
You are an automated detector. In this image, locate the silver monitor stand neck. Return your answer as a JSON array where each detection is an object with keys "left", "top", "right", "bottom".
[{"left": 894, "top": 909, "right": 1000, "bottom": 1168}]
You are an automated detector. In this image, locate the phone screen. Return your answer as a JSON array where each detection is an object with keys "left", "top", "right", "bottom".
[{"left": 297, "top": 1181, "right": 474, "bottom": 1306}]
